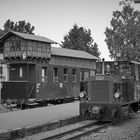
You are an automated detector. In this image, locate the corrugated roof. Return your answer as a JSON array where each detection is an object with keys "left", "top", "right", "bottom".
[
  {"left": 51, "top": 47, "right": 99, "bottom": 60},
  {"left": 0, "top": 31, "right": 57, "bottom": 44}
]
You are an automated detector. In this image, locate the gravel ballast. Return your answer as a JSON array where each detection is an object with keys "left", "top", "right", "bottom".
[
  {"left": 20, "top": 113, "right": 140, "bottom": 140},
  {"left": 81, "top": 113, "right": 140, "bottom": 140}
]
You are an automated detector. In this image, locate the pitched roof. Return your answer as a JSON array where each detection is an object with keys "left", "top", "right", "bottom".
[
  {"left": 0, "top": 29, "right": 7, "bottom": 37},
  {"left": 0, "top": 31, "right": 57, "bottom": 44},
  {"left": 51, "top": 47, "right": 99, "bottom": 60}
]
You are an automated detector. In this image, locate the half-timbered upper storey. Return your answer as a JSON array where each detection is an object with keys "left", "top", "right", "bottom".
[{"left": 0, "top": 31, "right": 57, "bottom": 63}]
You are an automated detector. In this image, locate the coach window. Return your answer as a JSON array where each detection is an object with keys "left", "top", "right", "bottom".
[
  {"left": 53, "top": 67, "right": 58, "bottom": 82},
  {"left": 80, "top": 71, "right": 90, "bottom": 82},
  {"left": 42, "top": 67, "right": 47, "bottom": 82},
  {"left": 72, "top": 69, "right": 76, "bottom": 82},
  {"left": 80, "top": 71, "right": 84, "bottom": 82},
  {"left": 64, "top": 68, "right": 68, "bottom": 82},
  {"left": 106, "top": 64, "right": 110, "bottom": 74},
  {"left": 19, "top": 67, "right": 23, "bottom": 78},
  {"left": 84, "top": 71, "right": 90, "bottom": 81},
  {"left": 90, "top": 70, "right": 95, "bottom": 76}
]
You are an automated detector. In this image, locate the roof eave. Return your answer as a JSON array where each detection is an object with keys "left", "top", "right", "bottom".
[
  {"left": 0, "top": 31, "right": 11, "bottom": 41},
  {"left": 0, "top": 31, "right": 58, "bottom": 44},
  {"left": 51, "top": 54, "right": 99, "bottom": 60},
  {"left": 25, "top": 38, "right": 58, "bottom": 44}
]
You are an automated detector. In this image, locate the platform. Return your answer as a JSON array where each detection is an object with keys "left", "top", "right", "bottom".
[{"left": 0, "top": 102, "right": 79, "bottom": 131}]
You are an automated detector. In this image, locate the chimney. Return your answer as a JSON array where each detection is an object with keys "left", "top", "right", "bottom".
[{"left": 102, "top": 58, "right": 105, "bottom": 74}]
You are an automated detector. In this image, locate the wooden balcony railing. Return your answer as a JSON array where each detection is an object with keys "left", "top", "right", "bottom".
[{"left": 4, "top": 51, "right": 51, "bottom": 59}]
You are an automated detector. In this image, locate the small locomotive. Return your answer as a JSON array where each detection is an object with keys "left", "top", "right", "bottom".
[{"left": 80, "top": 60, "right": 140, "bottom": 122}]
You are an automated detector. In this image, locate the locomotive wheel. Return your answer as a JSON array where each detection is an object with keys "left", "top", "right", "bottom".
[
  {"left": 128, "top": 106, "right": 135, "bottom": 119},
  {"left": 111, "top": 109, "right": 119, "bottom": 123}
]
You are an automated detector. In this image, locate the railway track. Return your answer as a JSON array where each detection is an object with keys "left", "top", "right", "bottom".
[{"left": 41, "top": 120, "right": 111, "bottom": 140}]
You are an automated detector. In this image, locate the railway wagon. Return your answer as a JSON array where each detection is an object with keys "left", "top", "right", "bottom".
[
  {"left": 0, "top": 31, "right": 98, "bottom": 107},
  {"left": 80, "top": 60, "right": 140, "bottom": 122}
]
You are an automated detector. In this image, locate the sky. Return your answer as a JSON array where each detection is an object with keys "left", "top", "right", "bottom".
[{"left": 0, "top": 0, "right": 140, "bottom": 60}]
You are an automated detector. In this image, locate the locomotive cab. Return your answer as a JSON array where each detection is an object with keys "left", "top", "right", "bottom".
[{"left": 88, "top": 75, "right": 134, "bottom": 103}]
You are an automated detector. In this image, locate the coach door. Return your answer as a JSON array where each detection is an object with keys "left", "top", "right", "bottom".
[{"left": 80, "top": 70, "right": 90, "bottom": 92}]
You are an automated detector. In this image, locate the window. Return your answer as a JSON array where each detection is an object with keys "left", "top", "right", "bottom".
[
  {"left": 90, "top": 70, "right": 95, "bottom": 76},
  {"left": 19, "top": 67, "right": 23, "bottom": 78},
  {"left": 11, "top": 40, "right": 16, "bottom": 51},
  {"left": 84, "top": 71, "right": 90, "bottom": 81},
  {"left": 80, "top": 71, "right": 90, "bottom": 82},
  {"left": 42, "top": 67, "right": 47, "bottom": 82},
  {"left": 80, "top": 71, "right": 84, "bottom": 82},
  {"left": 0, "top": 66, "right": 3, "bottom": 75},
  {"left": 64, "top": 68, "right": 68, "bottom": 82},
  {"left": 72, "top": 69, "right": 76, "bottom": 82},
  {"left": 53, "top": 67, "right": 58, "bottom": 82},
  {"left": 6, "top": 40, "right": 21, "bottom": 52},
  {"left": 106, "top": 64, "right": 110, "bottom": 73}
]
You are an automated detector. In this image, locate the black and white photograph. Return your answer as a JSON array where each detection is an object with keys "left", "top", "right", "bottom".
[{"left": 0, "top": 0, "right": 140, "bottom": 139}]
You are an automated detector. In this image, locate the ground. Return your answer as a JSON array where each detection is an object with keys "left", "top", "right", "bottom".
[
  {"left": 0, "top": 104, "right": 11, "bottom": 113},
  {"left": 1, "top": 104, "right": 140, "bottom": 140},
  {"left": 81, "top": 113, "right": 140, "bottom": 140}
]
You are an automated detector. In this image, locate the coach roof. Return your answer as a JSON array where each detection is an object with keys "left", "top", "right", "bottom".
[
  {"left": 0, "top": 31, "right": 57, "bottom": 44},
  {"left": 51, "top": 47, "right": 99, "bottom": 60}
]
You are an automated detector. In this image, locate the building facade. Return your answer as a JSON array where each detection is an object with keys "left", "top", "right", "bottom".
[{"left": 0, "top": 30, "right": 8, "bottom": 100}]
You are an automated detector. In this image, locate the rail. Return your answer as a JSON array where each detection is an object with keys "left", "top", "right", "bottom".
[{"left": 40, "top": 120, "right": 111, "bottom": 140}]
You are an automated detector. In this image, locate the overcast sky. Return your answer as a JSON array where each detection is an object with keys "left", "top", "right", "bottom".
[{"left": 0, "top": 0, "right": 139, "bottom": 60}]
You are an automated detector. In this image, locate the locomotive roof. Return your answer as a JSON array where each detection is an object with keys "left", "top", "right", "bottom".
[
  {"left": 51, "top": 47, "right": 99, "bottom": 60},
  {"left": 0, "top": 31, "right": 57, "bottom": 44}
]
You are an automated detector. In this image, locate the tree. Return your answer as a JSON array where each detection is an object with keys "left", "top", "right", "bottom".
[
  {"left": 120, "top": 0, "right": 140, "bottom": 5},
  {"left": 3, "top": 19, "right": 35, "bottom": 34},
  {"left": 104, "top": 5, "right": 140, "bottom": 60},
  {"left": 61, "top": 24, "right": 100, "bottom": 57}
]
